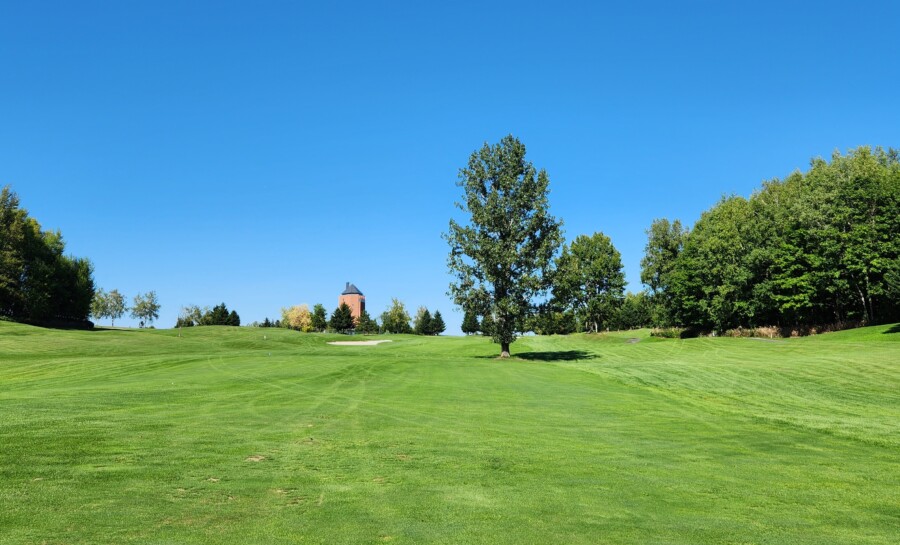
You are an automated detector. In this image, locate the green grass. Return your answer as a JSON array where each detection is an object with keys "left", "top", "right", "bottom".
[{"left": 1, "top": 322, "right": 898, "bottom": 544}]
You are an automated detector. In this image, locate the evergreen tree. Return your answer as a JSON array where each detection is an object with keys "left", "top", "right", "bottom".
[
  {"left": 461, "top": 309, "right": 480, "bottom": 335},
  {"left": 228, "top": 310, "right": 241, "bottom": 326},
  {"left": 414, "top": 307, "right": 433, "bottom": 335},
  {"left": 329, "top": 302, "right": 354, "bottom": 333},
  {"left": 356, "top": 309, "right": 379, "bottom": 334},
  {"left": 430, "top": 311, "right": 446, "bottom": 335}
]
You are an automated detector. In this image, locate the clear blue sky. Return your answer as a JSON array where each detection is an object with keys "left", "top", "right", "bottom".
[{"left": 2, "top": 1, "right": 898, "bottom": 333}]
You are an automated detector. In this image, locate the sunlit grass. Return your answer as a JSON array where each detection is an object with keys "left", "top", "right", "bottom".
[{"left": 1, "top": 322, "right": 898, "bottom": 544}]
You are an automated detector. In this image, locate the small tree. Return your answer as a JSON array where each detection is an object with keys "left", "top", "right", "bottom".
[
  {"left": 431, "top": 311, "right": 446, "bottom": 335},
  {"left": 380, "top": 298, "right": 412, "bottom": 334},
  {"left": 90, "top": 288, "right": 110, "bottom": 324},
  {"left": 311, "top": 304, "right": 328, "bottom": 332},
  {"left": 106, "top": 289, "right": 127, "bottom": 327},
  {"left": 282, "top": 304, "right": 312, "bottom": 332},
  {"left": 461, "top": 309, "right": 480, "bottom": 335},
  {"left": 413, "top": 306, "right": 433, "bottom": 335},
  {"left": 329, "top": 302, "right": 354, "bottom": 333},
  {"left": 131, "top": 291, "right": 160, "bottom": 328}
]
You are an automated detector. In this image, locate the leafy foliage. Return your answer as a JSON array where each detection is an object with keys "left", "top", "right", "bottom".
[
  {"left": 311, "top": 303, "right": 328, "bottom": 332},
  {"left": 553, "top": 232, "right": 626, "bottom": 332},
  {"left": 640, "top": 219, "right": 687, "bottom": 327},
  {"left": 650, "top": 146, "right": 900, "bottom": 331},
  {"left": 282, "top": 304, "right": 312, "bottom": 332},
  {"left": 0, "top": 186, "right": 95, "bottom": 325},
  {"left": 445, "top": 135, "right": 563, "bottom": 356},
  {"left": 380, "top": 298, "right": 412, "bottom": 334},
  {"left": 131, "top": 291, "right": 160, "bottom": 328}
]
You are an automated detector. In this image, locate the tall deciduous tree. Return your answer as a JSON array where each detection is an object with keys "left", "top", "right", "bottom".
[
  {"left": 640, "top": 219, "right": 687, "bottom": 327},
  {"left": 445, "top": 135, "right": 563, "bottom": 357},
  {"left": 553, "top": 232, "right": 626, "bottom": 333},
  {"left": 0, "top": 185, "right": 95, "bottom": 324}
]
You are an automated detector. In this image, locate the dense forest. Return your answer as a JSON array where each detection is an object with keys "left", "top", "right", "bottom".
[
  {"left": 0, "top": 186, "right": 94, "bottom": 326},
  {"left": 643, "top": 146, "right": 900, "bottom": 333}
]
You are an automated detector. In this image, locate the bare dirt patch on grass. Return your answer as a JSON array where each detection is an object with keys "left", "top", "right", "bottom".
[{"left": 245, "top": 455, "right": 266, "bottom": 462}]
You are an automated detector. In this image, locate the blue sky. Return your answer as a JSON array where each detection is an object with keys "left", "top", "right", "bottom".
[{"left": 2, "top": 1, "right": 898, "bottom": 333}]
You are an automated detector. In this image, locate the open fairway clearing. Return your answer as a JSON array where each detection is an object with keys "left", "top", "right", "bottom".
[{"left": 1, "top": 323, "right": 898, "bottom": 544}]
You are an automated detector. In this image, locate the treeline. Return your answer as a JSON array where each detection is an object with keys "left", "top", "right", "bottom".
[
  {"left": 643, "top": 146, "right": 900, "bottom": 333},
  {"left": 458, "top": 146, "right": 899, "bottom": 337},
  {"left": 0, "top": 186, "right": 94, "bottom": 326},
  {"left": 254, "top": 299, "right": 445, "bottom": 335},
  {"left": 461, "top": 232, "right": 650, "bottom": 336},
  {"left": 176, "top": 303, "right": 240, "bottom": 327}
]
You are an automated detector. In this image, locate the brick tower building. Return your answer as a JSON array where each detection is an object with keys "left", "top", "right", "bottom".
[{"left": 339, "top": 282, "right": 365, "bottom": 321}]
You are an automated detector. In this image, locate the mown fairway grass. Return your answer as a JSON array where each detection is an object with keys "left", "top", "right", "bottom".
[{"left": 1, "top": 322, "right": 898, "bottom": 544}]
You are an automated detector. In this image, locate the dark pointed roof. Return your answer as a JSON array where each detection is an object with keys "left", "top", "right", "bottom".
[{"left": 341, "top": 282, "right": 363, "bottom": 296}]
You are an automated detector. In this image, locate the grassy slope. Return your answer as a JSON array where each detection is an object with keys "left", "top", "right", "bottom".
[{"left": 0, "top": 323, "right": 897, "bottom": 544}]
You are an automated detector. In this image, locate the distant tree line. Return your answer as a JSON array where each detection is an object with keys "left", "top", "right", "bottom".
[
  {"left": 176, "top": 303, "right": 239, "bottom": 327},
  {"left": 642, "top": 146, "right": 900, "bottom": 333},
  {"left": 0, "top": 186, "right": 94, "bottom": 326},
  {"left": 255, "top": 298, "right": 445, "bottom": 336}
]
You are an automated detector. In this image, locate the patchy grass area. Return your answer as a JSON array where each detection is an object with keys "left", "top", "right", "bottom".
[{"left": 1, "top": 322, "right": 898, "bottom": 544}]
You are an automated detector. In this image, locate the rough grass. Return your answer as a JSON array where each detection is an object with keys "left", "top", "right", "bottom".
[{"left": 1, "top": 322, "right": 898, "bottom": 544}]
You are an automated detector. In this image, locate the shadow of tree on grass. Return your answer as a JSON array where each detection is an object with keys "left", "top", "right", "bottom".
[
  {"left": 515, "top": 350, "right": 597, "bottom": 362},
  {"left": 884, "top": 323, "right": 900, "bottom": 334}
]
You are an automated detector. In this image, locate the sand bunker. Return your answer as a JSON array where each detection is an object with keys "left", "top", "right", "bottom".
[{"left": 327, "top": 340, "right": 393, "bottom": 346}]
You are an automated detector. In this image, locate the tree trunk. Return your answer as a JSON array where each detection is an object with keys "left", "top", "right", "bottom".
[{"left": 500, "top": 342, "right": 510, "bottom": 358}]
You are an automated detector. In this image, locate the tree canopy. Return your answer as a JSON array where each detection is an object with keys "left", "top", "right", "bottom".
[
  {"left": 646, "top": 146, "right": 900, "bottom": 332},
  {"left": 553, "top": 232, "right": 626, "bottom": 332},
  {"left": 380, "top": 298, "right": 412, "bottom": 334},
  {"left": 131, "top": 291, "right": 160, "bottom": 328},
  {"left": 445, "top": 135, "right": 563, "bottom": 357},
  {"left": 1, "top": 186, "right": 94, "bottom": 326}
]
